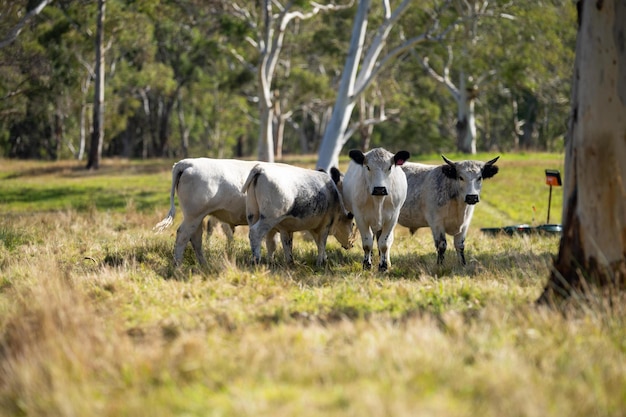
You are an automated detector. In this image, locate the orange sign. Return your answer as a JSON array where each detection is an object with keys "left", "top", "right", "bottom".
[
  {"left": 545, "top": 169, "right": 562, "bottom": 186},
  {"left": 546, "top": 176, "right": 560, "bottom": 186}
]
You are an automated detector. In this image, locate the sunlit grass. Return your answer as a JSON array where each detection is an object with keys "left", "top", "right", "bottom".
[{"left": 1, "top": 155, "right": 623, "bottom": 417}]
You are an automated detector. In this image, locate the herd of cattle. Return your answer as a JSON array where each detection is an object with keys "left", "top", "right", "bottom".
[{"left": 154, "top": 148, "right": 500, "bottom": 271}]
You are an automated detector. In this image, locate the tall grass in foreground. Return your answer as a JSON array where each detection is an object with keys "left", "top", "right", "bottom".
[
  {"left": 0, "top": 206, "right": 624, "bottom": 417},
  {"left": 1, "top": 155, "right": 622, "bottom": 416}
]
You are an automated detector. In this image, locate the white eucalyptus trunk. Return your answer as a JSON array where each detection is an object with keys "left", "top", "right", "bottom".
[
  {"left": 316, "top": 0, "right": 370, "bottom": 171},
  {"left": 86, "top": 0, "right": 105, "bottom": 170},
  {"left": 456, "top": 74, "right": 477, "bottom": 154},
  {"left": 316, "top": 0, "right": 445, "bottom": 171},
  {"left": 258, "top": 98, "right": 275, "bottom": 163}
]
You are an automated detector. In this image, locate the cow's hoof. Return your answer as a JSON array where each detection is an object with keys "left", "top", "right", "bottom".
[
  {"left": 378, "top": 262, "right": 388, "bottom": 272},
  {"left": 363, "top": 261, "right": 372, "bottom": 270}
]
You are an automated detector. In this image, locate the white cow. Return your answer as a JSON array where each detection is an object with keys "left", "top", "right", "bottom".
[
  {"left": 342, "top": 147, "right": 410, "bottom": 271},
  {"left": 154, "top": 158, "right": 277, "bottom": 266},
  {"left": 242, "top": 164, "right": 356, "bottom": 266},
  {"left": 398, "top": 155, "right": 500, "bottom": 265}
]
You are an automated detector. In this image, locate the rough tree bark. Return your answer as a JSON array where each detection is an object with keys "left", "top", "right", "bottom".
[{"left": 538, "top": 0, "right": 626, "bottom": 304}]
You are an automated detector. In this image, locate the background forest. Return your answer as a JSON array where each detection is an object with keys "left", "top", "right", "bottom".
[{"left": 0, "top": 0, "right": 576, "bottom": 162}]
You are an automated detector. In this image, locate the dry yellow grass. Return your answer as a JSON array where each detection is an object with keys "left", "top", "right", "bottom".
[{"left": 0, "top": 157, "right": 623, "bottom": 416}]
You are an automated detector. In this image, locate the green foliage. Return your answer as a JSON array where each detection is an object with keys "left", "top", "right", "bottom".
[{"left": 0, "top": 0, "right": 577, "bottom": 160}]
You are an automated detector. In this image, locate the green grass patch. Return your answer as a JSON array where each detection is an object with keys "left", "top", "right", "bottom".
[
  {"left": 0, "top": 158, "right": 172, "bottom": 213},
  {"left": 0, "top": 225, "right": 29, "bottom": 251}
]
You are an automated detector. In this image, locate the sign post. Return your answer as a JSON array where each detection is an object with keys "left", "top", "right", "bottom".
[{"left": 545, "top": 169, "right": 562, "bottom": 224}]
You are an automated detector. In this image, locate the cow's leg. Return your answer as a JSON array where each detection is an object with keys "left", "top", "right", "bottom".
[
  {"left": 280, "top": 231, "right": 294, "bottom": 264},
  {"left": 205, "top": 217, "right": 215, "bottom": 242},
  {"left": 207, "top": 218, "right": 235, "bottom": 243},
  {"left": 174, "top": 217, "right": 205, "bottom": 266},
  {"left": 265, "top": 229, "right": 278, "bottom": 260},
  {"left": 376, "top": 227, "right": 394, "bottom": 272},
  {"left": 189, "top": 223, "right": 209, "bottom": 267},
  {"left": 432, "top": 230, "right": 447, "bottom": 265},
  {"left": 353, "top": 217, "right": 373, "bottom": 269},
  {"left": 453, "top": 232, "right": 467, "bottom": 266},
  {"left": 313, "top": 225, "right": 332, "bottom": 266},
  {"left": 249, "top": 219, "right": 280, "bottom": 264},
  {"left": 248, "top": 223, "right": 265, "bottom": 264},
  {"left": 223, "top": 223, "right": 235, "bottom": 241}
]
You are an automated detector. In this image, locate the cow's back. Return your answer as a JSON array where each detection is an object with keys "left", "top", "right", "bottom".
[
  {"left": 176, "top": 158, "right": 259, "bottom": 225},
  {"left": 249, "top": 164, "right": 339, "bottom": 228},
  {"left": 398, "top": 162, "right": 441, "bottom": 230},
  {"left": 341, "top": 160, "right": 364, "bottom": 215},
  {"left": 399, "top": 161, "right": 467, "bottom": 234}
]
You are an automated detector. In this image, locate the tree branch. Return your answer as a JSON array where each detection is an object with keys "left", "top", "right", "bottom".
[
  {"left": 0, "top": 0, "right": 54, "bottom": 49},
  {"left": 354, "top": 0, "right": 412, "bottom": 91},
  {"left": 342, "top": 111, "right": 396, "bottom": 145},
  {"left": 412, "top": 46, "right": 460, "bottom": 100},
  {"left": 281, "top": 1, "right": 353, "bottom": 31},
  {"left": 352, "top": 14, "right": 460, "bottom": 99}
]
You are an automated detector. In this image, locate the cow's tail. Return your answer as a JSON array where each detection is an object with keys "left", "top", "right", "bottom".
[
  {"left": 153, "top": 161, "right": 186, "bottom": 232},
  {"left": 241, "top": 164, "right": 264, "bottom": 225}
]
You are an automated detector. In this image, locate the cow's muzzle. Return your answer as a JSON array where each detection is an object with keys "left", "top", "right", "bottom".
[
  {"left": 372, "top": 186, "right": 388, "bottom": 196},
  {"left": 465, "top": 194, "right": 479, "bottom": 205}
]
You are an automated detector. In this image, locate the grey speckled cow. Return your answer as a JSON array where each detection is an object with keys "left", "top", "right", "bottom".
[
  {"left": 242, "top": 163, "right": 356, "bottom": 266},
  {"left": 398, "top": 155, "right": 500, "bottom": 265}
]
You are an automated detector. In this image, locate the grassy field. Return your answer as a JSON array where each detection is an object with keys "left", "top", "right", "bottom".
[{"left": 1, "top": 153, "right": 625, "bottom": 417}]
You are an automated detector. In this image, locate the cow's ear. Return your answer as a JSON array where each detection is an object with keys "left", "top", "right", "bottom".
[
  {"left": 349, "top": 149, "right": 365, "bottom": 165},
  {"left": 442, "top": 164, "right": 457, "bottom": 179},
  {"left": 394, "top": 150, "right": 410, "bottom": 166},
  {"left": 482, "top": 164, "right": 499, "bottom": 179},
  {"left": 441, "top": 154, "right": 457, "bottom": 179},
  {"left": 329, "top": 167, "right": 342, "bottom": 184},
  {"left": 482, "top": 156, "right": 500, "bottom": 179}
]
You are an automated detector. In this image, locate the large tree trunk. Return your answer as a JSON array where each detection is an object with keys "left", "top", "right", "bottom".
[
  {"left": 538, "top": 0, "right": 626, "bottom": 304},
  {"left": 86, "top": 0, "right": 105, "bottom": 170},
  {"left": 77, "top": 75, "right": 91, "bottom": 161},
  {"left": 257, "top": 99, "right": 275, "bottom": 162},
  {"left": 456, "top": 75, "right": 477, "bottom": 154},
  {"left": 156, "top": 94, "right": 177, "bottom": 157},
  {"left": 316, "top": 0, "right": 440, "bottom": 171},
  {"left": 316, "top": 0, "right": 370, "bottom": 171},
  {"left": 256, "top": 0, "right": 276, "bottom": 163},
  {"left": 176, "top": 91, "right": 190, "bottom": 159}
]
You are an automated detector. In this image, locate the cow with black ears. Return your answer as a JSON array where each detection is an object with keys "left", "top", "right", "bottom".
[
  {"left": 398, "top": 155, "right": 500, "bottom": 265},
  {"left": 342, "top": 147, "right": 411, "bottom": 271}
]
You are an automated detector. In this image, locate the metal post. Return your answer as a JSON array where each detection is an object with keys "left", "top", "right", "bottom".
[{"left": 547, "top": 185, "right": 553, "bottom": 224}]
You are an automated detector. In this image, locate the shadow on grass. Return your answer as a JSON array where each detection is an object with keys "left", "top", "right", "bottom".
[
  {"left": 1, "top": 185, "right": 164, "bottom": 213},
  {"left": 389, "top": 247, "right": 555, "bottom": 281},
  {"left": 144, "top": 230, "right": 556, "bottom": 285},
  {"left": 3, "top": 159, "right": 170, "bottom": 180}
]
